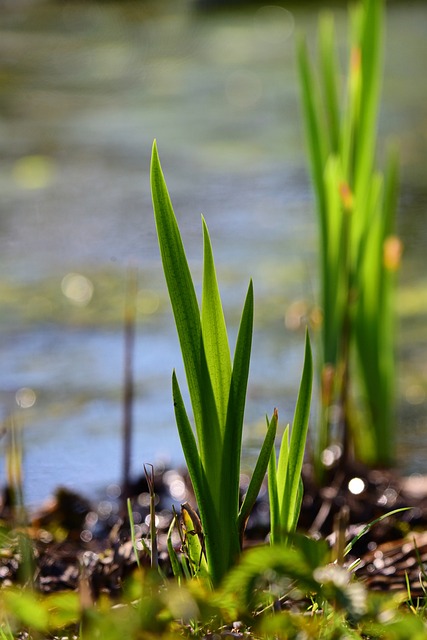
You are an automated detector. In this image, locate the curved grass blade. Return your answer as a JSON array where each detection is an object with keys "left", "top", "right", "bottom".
[
  {"left": 222, "top": 537, "right": 329, "bottom": 611},
  {"left": 344, "top": 508, "right": 411, "bottom": 557}
]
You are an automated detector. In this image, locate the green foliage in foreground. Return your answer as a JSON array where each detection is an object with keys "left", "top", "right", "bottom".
[
  {"left": 1, "top": 534, "right": 427, "bottom": 639},
  {"left": 298, "top": 0, "right": 400, "bottom": 469}
]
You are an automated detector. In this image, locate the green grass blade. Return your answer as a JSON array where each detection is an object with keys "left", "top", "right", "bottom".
[
  {"left": 284, "top": 331, "right": 313, "bottom": 532},
  {"left": 319, "top": 14, "right": 341, "bottom": 153},
  {"left": 167, "top": 517, "right": 183, "bottom": 580},
  {"left": 268, "top": 418, "right": 280, "bottom": 546},
  {"left": 276, "top": 424, "right": 290, "bottom": 511},
  {"left": 172, "top": 371, "right": 204, "bottom": 503},
  {"left": 151, "top": 141, "right": 221, "bottom": 477},
  {"left": 354, "top": 150, "right": 399, "bottom": 464},
  {"left": 127, "top": 498, "right": 142, "bottom": 571},
  {"left": 151, "top": 141, "right": 201, "bottom": 413},
  {"left": 238, "top": 408, "right": 278, "bottom": 542},
  {"left": 172, "top": 372, "right": 221, "bottom": 584},
  {"left": 288, "top": 477, "right": 304, "bottom": 534},
  {"left": 344, "top": 508, "right": 411, "bottom": 557},
  {"left": 354, "top": 180, "right": 385, "bottom": 458},
  {"left": 323, "top": 156, "right": 347, "bottom": 365},
  {"left": 355, "top": 0, "right": 383, "bottom": 198},
  {"left": 298, "top": 38, "right": 338, "bottom": 370},
  {"left": 297, "top": 37, "right": 328, "bottom": 229},
  {"left": 201, "top": 216, "right": 232, "bottom": 432},
  {"left": 220, "top": 281, "right": 254, "bottom": 542},
  {"left": 298, "top": 39, "right": 330, "bottom": 359}
]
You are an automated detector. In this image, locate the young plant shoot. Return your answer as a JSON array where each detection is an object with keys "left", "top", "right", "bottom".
[
  {"left": 151, "top": 141, "right": 279, "bottom": 585},
  {"left": 269, "top": 331, "right": 313, "bottom": 545}
]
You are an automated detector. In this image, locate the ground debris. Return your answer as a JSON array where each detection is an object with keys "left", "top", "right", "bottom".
[{"left": 1, "top": 463, "right": 427, "bottom": 599}]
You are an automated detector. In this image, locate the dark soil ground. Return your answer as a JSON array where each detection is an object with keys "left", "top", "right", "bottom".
[{"left": 1, "top": 460, "right": 427, "bottom": 601}]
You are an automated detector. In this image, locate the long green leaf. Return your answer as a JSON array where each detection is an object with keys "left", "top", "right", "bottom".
[
  {"left": 220, "top": 280, "right": 254, "bottom": 559},
  {"left": 297, "top": 38, "right": 328, "bottom": 230},
  {"left": 151, "top": 141, "right": 202, "bottom": 417},
  {"left": 151, "top": 141, "right": 221, "bottom": 478},
  {"left": 288, "top": 477, "right": 304, "bottom": 534},
  {"left": 167, "top": 517, "right": 183, "bottom": 580},
  {"left": 172, "top": 371, "right": 204, "bottom": 506},
  {"left": 268, "top": 421, "right": 280, "bottom": 546},
  {"left": 323, "top": 156, "right": 347, "bottom": 366},
  {"left": 355, "top": 0, "right": 383, "bottom": 199},
  {"left": 201, "top": 216, "right": 232, "bottom": 432},
  {"left": 172, "top": 372, "right": 220, "bottom": 584},
  {"left": 320, "top": 13, "right": 340, "bottom": 154},
  {"left": 284, "top": 331, "right": 313, "bottom": 532},
  {"left": 276, "top": 424, "right": 289, "bottom": 511},
  {"left": 238, "top": 408, "right": 278, "bottom": 542}
]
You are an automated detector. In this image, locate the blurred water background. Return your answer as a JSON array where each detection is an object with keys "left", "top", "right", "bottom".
[{"left": 0, "top": 0, "right": 426, "bottom": 508}]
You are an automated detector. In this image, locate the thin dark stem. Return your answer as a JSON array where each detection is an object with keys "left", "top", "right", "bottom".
[{"left": 122, "top": 267, "right": 138, "bottom": 505}]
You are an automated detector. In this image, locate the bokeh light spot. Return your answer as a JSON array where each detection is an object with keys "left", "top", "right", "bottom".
[
  {"left": 61, "top": 273, "right": 94, "bottom": 306},
  {"left": 138, "top": 289, "right": 160, "bottom": 315},
  {"left": 321, "top": 444, "right": 342, "bottom": 468},
  {"left": 15, "top": 387, "right": 36, "bottom": 409},
  {"left": 253, "top": 6, "right": 295, "bottom": 45},
  {"left": 348, "top": 477, "right": 366, "bottom": 495},
  {"left": 80, "top": 529, "right": 93, "bottom": 543},
  {"left": 13, "top": 155, "right": 56, "bottom": 190}
]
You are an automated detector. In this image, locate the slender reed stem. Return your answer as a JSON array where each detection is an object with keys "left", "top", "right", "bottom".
[{"left": 122, "top": 267, "right": 138, "bottom": 504}]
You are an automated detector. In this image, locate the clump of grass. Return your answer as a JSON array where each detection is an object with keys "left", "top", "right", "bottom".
[
  {"left": 298, "top": 0, "right": 401, "bottom": 471},
  {"left": 151, "top": 140, "right": 312, "bottom": 585}
]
